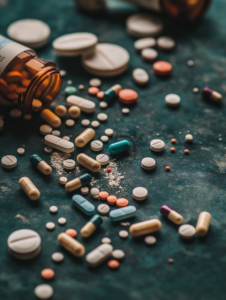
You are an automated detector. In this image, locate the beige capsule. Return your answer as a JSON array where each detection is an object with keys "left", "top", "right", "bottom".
[
  {"left": 129, "top": 219, "right": 162, "bottom": 237},
  {"left": 58, "top": 233, "right": 85, "bottom": 257},
  {"left": 168, "top": 211, "right": 183, "bottom": 225},
  {"left": 41, "top": 109, "right": 61, "bottom": 128},
  {"left": 196, "top": 211, "right": 211, "bottom": 236},
  {"left": 37, "top": 161, "right": 52, "bottom": 175},
  {"left": 19, "top": 177, "right": 40, "bottom": 201},
  {"left": 80, "top": 222, "right": 96, "bottom": 238},
  {"left": 75, "top": 128, "right": 95, "bottom": 148},
  {"left": 65, "top": 178, "right": 82, "bottom": 192},
  {"left": 77, "top": 153, "right": 101, "bottom": 172}
]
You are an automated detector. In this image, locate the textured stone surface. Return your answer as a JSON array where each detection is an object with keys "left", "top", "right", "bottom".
[{"left": 1, "top": 0, "right": 226, "bottom": 299}]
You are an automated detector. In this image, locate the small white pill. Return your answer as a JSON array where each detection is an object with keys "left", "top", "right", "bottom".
[
  {"left": 1, "top": 155, "right": 17, "bottom": 169},
  {"left": 178, "top": 224, "right": 196, "bottom": 239},
  {"left": 60, "top": 70, "right": 66, "bottom": 77},
  {"left": 122, "top": 108, "right": 130, "bottom": 114},
  {"left": 99, "top": 101, "right": 108, "bottom": 109},
  {"left": 112, "top": 249, "right": 125, "bottom": 259},
  {"left": 144, "top": 236, "right": 156, "bottom": 245},
  {"left": 81, "top": 119, "right": 90, "bottom": 127},
  {"left": 97, "top": 113, "right": 107, "bottom": 122},
  {"left": 44, "top": 146, "right": 53, "bottom": 154},
  {"left": 119, "top": 230, "right": 128, "bottom": 239},
  {"left": 89, "top": 78, "right": 101, "bottom": 87},
  {"left": 101, "top": 135, "right": 109, "bottom": 143},
  {"left": 193, "top": 87, "right": 199, "bottom": 93},
  {"left": 46, "top": 222, "right": 55, "bottom": 230},
  {"left": 150, "top": 139, "right": 165, "bottom": 152},
  {"left": 133, "top": 187, "right": 148, "bottom": 201},
  {"left": 101, "top": 237, "right": 111, "bottom": 244},
  {"left": 58, "top": 217, "right": 66, "bottom": 225},
  {"left": 63, "top": 159, "right": 76, "bottom": 170},
  {"left": 24, "top": 114, "right": 32, "bottom": 120},
  {"left": 0, "top": 119, "right": 4, "bottom": 131},
  {"left": 185, "top": 134, "right": 193, "bottom": 142},
  {"left": 98, "top": 204, "right": 110, "bottom": 215},
  {"left": 65, "top": 119, "right": 75, "bottom": 127},
  {"left": 157, "top": 36, "right": 175, "bottom": 50},
  {"left": 52, "top": 252, "right": 64, "bottom": 263},
  {"left": 49, "top": 206, "right": 58, "bottom": 213},
  {"left": 165, "top": 94, "right": 181, "bottom": 107},
  {"left": 40, "top": 124, "right": 52, "bottom": 135},
  {"left": 133, "top": 68, "right": 149, "bottom": 85},
  {"left": 141, "top": 157, "right": 156, "bottom": 170},
  {"left": 63, "top": 136, "right": 70, "bottom": 141},
  {"left": 105, "top": 128, "right": 113, "bottom": 136},
  {"left": 81, "top": 187, "right": 89, "bottom": 195},
  {"left": 67, "top": 80, "right": 72, "bottom": 85},
  {"left": 187, "top": 60, "right": 194, "bottom": 67},
  {"left": 96, "top": 154, "right": 109, "bottom": 165},
  {"left": 10, "top": 109, "right": 22, "bottom": 118},
  {"left": 134, "top": 37, "right": 156, "bottom": 51},
  {"left": 141, "top": 48, "right": 158, "bottom": 61},
  {"left": 52, "top": 130, "right": 60, "bottom": 136},
  {"left": 91, "top": 140, "right": 103, "bottom": 152},
  {"left": 91, "top": 120, "right": 99, "bottom": 128},
  {"left": 59, "top": 177, "right": 68, "bottom": 185},
  {"left": 91, "top": 188, "right": 100, "bottom": 199},
  {"left": 17, "top": 148, "right": 25, "bottom": 155}
]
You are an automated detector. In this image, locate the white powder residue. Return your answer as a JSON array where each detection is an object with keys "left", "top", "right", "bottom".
[
  {"left": 0, "top": 186, "right": 11, "bottom": 192},
  {"left": 103, "top": 160, "right": 125, "bottom": 190},
  {"left": 50, "top": 152, "right": 70, "bottom": 175},
  {"left": 15, "top": 214, "right": 29, "bottom": 224}
]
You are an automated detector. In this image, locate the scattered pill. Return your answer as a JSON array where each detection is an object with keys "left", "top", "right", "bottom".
[
  {"left": 112, "top": 249, "right": 125, "bottom": 260},
  {"left": 141, "top": 157, "right": 156, "bottom": 170},
  {"left": 75, "top": 128, "right": 95, "bottom": 148},
  {"left": 171, "top": 139, "right": 176, "bottom": 143},
  {"left": 116, "top": 198, "right": 129, "bottom": 208},
  {"left": 196, "top": 211, "right": 211, "bottom": 236},
  {"left": 81, "top": 215, "right": 103, "bottom": 238},
  {"left": 52, "top": 130, "right": 60, "bottom": 136},
  {"left": 97, "top": 91, "right": 104, "bottom": 99},
  {"left": 86, "top": 244, "right": 113, "bottom": 267},
  {"left": 58, "top": 217, "right": 67, "bottom": 225},
  {"left": 17, "top": 148, "right": 25, "bottom": 155},
  {"left": 1, "top": 155, "right": 17, "bottom": 169},
  {"left": 119, "top": 89, "right": 138, "bottom": 104},
  {"left": 96, "top": 154, "right": 109, "bottom": 165},
  {"left": 193, "top": 87, "right": 199, "bottom": 93},
  {"left": 134, "top": 37, "right": 156, "bottom": 51},
  {"left": 72, "top": 194, "right": 95, "bottom": 216},
  {"left": 46, "top": 222, "right": 55, "bottom": 230},
  {"left": 81, "top": 119, "right": 90, "bottom": 127},
  {"left": 65, "top": 229, "right": 77, "bottom": 237},
  {"left": 102, "top": 237, "right": 111, "bottom": 244},
  {"left": 30, "top": 154, "right": 52, "bottom": 175},
  {"left": 81, "top": 186, "right": 89, "bottom": 195},
  {"left": 178, "top": 224, "right": 196, "bottom": 239},
  {"left": 99, "top": 101, "right": 108, "bottom": 109},
  {"left": 88, "top": 86, "right": 99, "bottom": 95},
  {"left": 110, "top": 206, "right": 136, "bottom": 221},
  {"left": 157, "top": 36, "right": 175, "bottom": 50},
  {"left": 122, "top": 108, "right": 130, "bottom": 114},
  {"left": 68, "top": 106, "right": 81, "bottom": 119},
  {"left": 160, "top": 205, "right": 183, "bottom": 225},
  {"left": 40, "top": 124, "right": 52, "bottom": 135},
  {"left": 65, "top": 173, "right": 92, "bottom": 192},
  {"left": 99, "top": 191, "right": 109, "bottom": 200},
  {"left": 97, "top": 113, "right": 108, "bottom": 122},
  {"left": 98, "top": 203, "right": 110, "bottom": 215},
  {"left": 202, "top": 87, "right": 222, "bottom": 102},
  {"left": 133, "top": 187, "right": 148, "bottom": 201},
  {"left": 89, "top": 78, "right": 101, "bottom": 87},
  {"left": 60, "top": 70, "right": 66, "bottom": 77},
  {"left": 24, "top": 114, "right": 32, "bottom": 120},
  {"left": 58, "top": 233, "right": 85, "bottom": 257},
  {"left": 49, "top": 206, "right": 58, "bottom": 213},
  {"left": 119, "top": 230, "right": 129, "bottom": 238},
  {"left": 52, "top": 252, "right": 64, "bottom": 263},
  {"left": 171, "top": 147, "right": 175, "bottom": 152},
  {"left": 107, "top": 168, "right": 112, "bottom": 172},
  {"left": 166, "top": 166, "right": 170, "bottom": 171},
  {"left": 101, "top": 135, "right": 109, "bottom": 142},
  {"left": 41, "top": 109, "right": 61, "bottom": 128},
  {"left": 44, "top": 146, "right": 53, "bottom": 154},
  {"left": 10, "top": 109, "right": 22, "bottom": 118},
  {"left": 55, "top": 105, "right": 67, "bottom": 117},
  {"left": 67, "top": 95, "right": 95, "bottom": 113},
  {"left": 185, "top": 134, "right": 193, "bottom": 142},
  {"left": 153, "top": 61, "right": 172, "bottom": 76},
  {"left": 141, "top": 48, "right": 158, "bottom": 61},
  {"left": 91, "top": 140, "right": 103, "bottom": 152},
  {"left": 184, "top": 149, "right": 189, "bottom": 154},
  {"left": 63, "top": 159, "right": 76, "bottom": 170},
  {"left": 79, "top": 84, "right": 84, "bottom": 90},
  {"left": 77, "top": 153, "right": 101, "bottom": 172},
  {"left": 129, "top": 219, "right": 162, "bottom": 237},
  {"left": 150, "top": 139, "right": 165, "bottom": 152},
  {"left": 34, "top": 284, "right": 53, "bottom": 300},
  {"left": 32, "top": 99, "right": 42, "bottom": 109},
  {"left": 63, "top": 136, "right": 70, "bottom": 141},
  {"left": 91, "top": 120, "right": 100, "bottom": 128},
  {"left": 65, "top": 86, "right": 77, "bottom": 96},
  {"left": 107, "top": 195, "right": 117, "bottom": 205},
  {"left": 105, "top": 129, "right": 113, "bottom": 136},
  {"left": 109, "top": 140, "right": 131, "bottom": 155},
  {"left": 168, "top": 258, "right": 174, "bottom": 264},
  {"left": 133, "top": 68, "right": 149, "bottom": 85},
  {"left": 187, "top": 60, "right": 194, "bottom": 67},
  {"left": 165, "top": 94, "right": 181, "bottom": 107},
  {"left": 65, "top": 119, "right": 75, "bottom": 127},
  {"left": 144, "top": 236, "right": 157, "bottom": 245},
  {"left": 44, "top": 135, "right": 74, "bottom": 153},
  {"left": 108, "top": 259, "right": 119, "bottom": 269},
  {"left": 91, "top": 188, "right": 100, "bottom": 199},
  {"left": 104, "top": 84, "right": 122, "bottom": 102}
]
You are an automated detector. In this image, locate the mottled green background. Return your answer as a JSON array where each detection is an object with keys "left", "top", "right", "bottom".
[{"left": 1, "top": 0, "right": 226, "bottom": 299}]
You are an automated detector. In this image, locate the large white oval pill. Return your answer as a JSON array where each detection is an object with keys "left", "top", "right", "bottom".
[{"left": 133, "top": 68, "right": 149, "bottom": 85}]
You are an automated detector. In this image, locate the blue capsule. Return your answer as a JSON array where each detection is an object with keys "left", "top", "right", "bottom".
[
  {"left": 72, "top": 195, "right": 95, "bottom": 216},
  {"left": 108, "top": 140, "right": 131, "bottom": 155}
]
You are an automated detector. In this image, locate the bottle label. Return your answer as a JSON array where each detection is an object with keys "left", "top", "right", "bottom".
[
  {"left": 0, "top": 35, "right": 32, "bottom": 75},
  {"left": 120, "top": 0, "right": 161, "bottom": 11}
]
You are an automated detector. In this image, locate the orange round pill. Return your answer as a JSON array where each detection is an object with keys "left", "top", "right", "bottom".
[
  {"left": 65, "top": 228, "right": 77, "bottom": 237},
  {"left": 108, "top": 259, "right": 120, "bottom": 269},
  {"left": 116, "top": 198, "right": 129, "bottom": 208},
  {"left": 88, "top": 87, "right": 99, "bottom": 95},
  {"left": 98, "top": 191, "right": 109, "bottom": 200},
  {"left": 97, "top": 91, "right": 104, "bottom": 99},
  {"left": 119, "top": 89, "right": 138, "bottom": 104},
  {"left": 166, "top": 166, "right": 170, "bottom": 171},
  {"left": 171, "top": 147, "right": 175, "bottom": 152},
  {"left": 41, "top": 268, "right": 55, "bottom": 280},
  {"left": 171, "top": 139, "right": 176, "bottom": 143},
  {"left": 107, "top": 195, "right": 117, "bottom": 205},
  {"left": 153, "top": 61, "right": 172, "bottom": 76},
  {"left": 184, "top": 149, "right": 189, "bottom": 154}
]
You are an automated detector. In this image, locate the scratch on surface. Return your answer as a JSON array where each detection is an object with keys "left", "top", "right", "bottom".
[{"left": 15, "top": 214, "right": 30, "bottom": 224}]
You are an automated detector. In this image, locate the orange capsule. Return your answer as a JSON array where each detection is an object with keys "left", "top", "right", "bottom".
[
  {"left": 99, "top": 191, "right": 109, "bottom": 200},
  {"left": 65, "top": 229, "right": 77, "bottom": 237},
  {"left": 171, "top": 139, "right": 176, "bottom": 143},
  {"left": 166, "top": 166, "right": 170, "bottom": 171},
  {"left": 107, "top": 195, "right": 117, "bottom": 205},
  {"left": 88, "top": 87, "right": 99, "bottom": 95},
  {"left": 153, "top": 61, "right": 172, "bottom": 77},
  {"left": 5, "top": 71, "right": 22, "bottom": 83},
  {"left": 116, "top": 198, "right": 129, "bottom": 208},
  {"left": 97, "top": 91, "right": 104, "bottom": 99},
  {"left": 108, "top": 259, "right": 120, "bottom": 269},
  {"left": 41, "top": 268, "right": 55, "bottom": 280},
  {"left": 171, "top": 147, "right": 175, "bottom": 152}
]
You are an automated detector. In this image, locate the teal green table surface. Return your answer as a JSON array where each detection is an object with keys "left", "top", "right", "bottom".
[{"left": 1, "top": 0, "right": 226, "bottom": 299}]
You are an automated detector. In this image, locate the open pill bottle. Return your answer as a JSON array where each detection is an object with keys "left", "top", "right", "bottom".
[{"left": 0, "top": 35, "right": 62, "bottom": 114}]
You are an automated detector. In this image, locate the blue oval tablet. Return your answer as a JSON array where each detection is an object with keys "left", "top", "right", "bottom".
[
  {"left": 109, "top": 205, "right": 136, "bottom": 221},
  {"left": 72, "top": 195, "right": 95, "bottom": 216},
  {"left": 108, "top": 140, "right": 131, "bottom": 155}
]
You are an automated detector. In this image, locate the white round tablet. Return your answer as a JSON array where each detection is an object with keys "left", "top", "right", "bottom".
[
  {"left": 157, "top": 36, "right": 175, "bottom": 51},
  {"left": 52, "top": 130, "right": 60, "bottom": 136},
  {"left": 7, "top": 19, "right": 50, "bottom": 49},
  {"left": 17, "top": 148, "right": 25, "bottom": 155},
  {"left": 112, "top": 249, "right": 125, "bottom": 259},
  {"left": 59, "top": 177, "right": 68, "bottom": 185},
  {"left": 34, "top": 284, "right": 53, "bottom": 300},
  {"left": 63, "top": 159, "right": 76, "bottom": 170},
  {"left": 40, "top": 124, "right": 52, "bottom": 135},
  {"left": 141, "top": 48, "right": 158, "bottom": 61},
  {"left": 46, "top": 222, "right": 55, "bottom": 230},
  {"left": 141, "top": 157, "right": 156, "bottom": 170},
  {"left": 99, "top": 101, "right": 108, "bottom": 109},
  {"left": 133, "top": 187, "right": 148, "bottom": 201},
  {"left": 144, "top": 236, "right": 156, "bottom": 245},
  {"left": 126, "top": 14, "right": 163, "bottom": 37},
  {"left": 101, "top": 237, "right": 111, "bottom": 244},
  {"left": 81, "top": 119, "right": 90, "bottom": 127},
  {"left": 52, "top": 252, "right": 64, "bottom": 263},
  {"left": 24, "top": 114, "right": 32, "bottom": 120},
  {"left": 122, "top": 108, "right": 130, "bottom": 114},
  {"left": 96, "top": 154, "right": 109, "bottom": 165},
  {"left": 91, "top": 120, "right": 99, "bottom": 128},
  {"left": 1, "top": 155, "right": 17, "bottom": 169},
  {"left": 89, "top": 78, "right": 101, "bottom": 87},
  {"left": 49, "top": 206, "right": 58, "bottom": 213},
  {"left": 91, "top": 187, "right": 100, "bottom": 199},
  {"left": 81, "top": 187, "right": 89, "bottom": 195},
  {"left": 10, "top": 109, "right": 22, "bottom": 118},
  {"left": 133, "top": 68, "right": 149, "bottom": 85},
  {"left": 134, "top": 37, "right": 156, "bottom": 51},
  {"left": 98, "top": 204, "right": 110, "bottom": 215},
  {"left": 101, "top": 135, "right": 109, "bottom": 143},
  {"left": 60, "top": 70, "right": 66, "bottom": 77},
  {"left": 53, "top": 32, "right": 98, "bottom": 56},
  {"left": 58, "top": 217, "right": 66, "bottom": 225},
  {"left": 105, "top": 128, "right": 113, "bottom": 136},
  {"left": 44, "top": 146, "right": 53, "bottom": 154},
  {"left": 178, "top": 224, "right": 196, "bottom": 239},
  {"left": 187, "top": 60, "right": 194, "bottom": 67},
  {"left": 63, "top": 136, "right": 70, "bottom": 141},
  {"left": 65, "top": 119, "right": 75, "bottom": 127},
  {"left": 67, "top": 80, "right": 72, "bottom": 85},
  {"left": 150, "top": 139, "right": 165, "bottom": 152},
  {"left": 165, "top": 94, "right": 180, "bottom": 107},
  {"left": 0, "top": 119, "right": 4, "bottom": 131},
  {"left": 185, "top": 134, "right": 193, "bottom": 142},
  {"left": 119, "top": 230, "right": 129, "bottom": 238},
  {"left": 97, "top": 113, "right": 108, "bottom": 122},
  {"left": 82, "top": 43, "right": 130, "bottom": 77},
  {"left": 91, "top": 140, "right": 103, "bottom": 152}
]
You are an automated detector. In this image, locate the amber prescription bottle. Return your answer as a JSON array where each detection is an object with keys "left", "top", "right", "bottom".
[{"left": 0, "top": 35, "right": 62, "bottom": 114}]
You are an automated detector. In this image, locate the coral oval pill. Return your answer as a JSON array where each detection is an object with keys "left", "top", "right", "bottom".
[
  {"left": 110, "top": 206, "right": 136, "bottom": 222},
  {"left": 109, "top": 140, "right": 130, "bottom": 155},
  {"left": 72, "top": 195, "right": 95, "bottom": 216}
]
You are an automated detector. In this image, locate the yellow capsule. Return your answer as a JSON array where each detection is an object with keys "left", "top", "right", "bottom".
[
  {"left": 37, "top": 161, "right": 52, "bottom": 175},
  {"left": 41, "top": 109, "right": 61, "bottom": 128},
  {"left": 75, "top": 128, "right": 95, "bottom": 148},
  {"left": 58, "top": 233, "right": 85, "bottom": 257},
  {"left": 77, "top": 153, "right": 101, "bottom": 172},
  {"left": 19, "top": 177, "right": 40, "bottom": 201},
  {"left": 81, "top": 222, "right": 96, "bottom": 238},
  {"left": 129, "top": 219, "right": 162, "bottom": 237},
  {"left": 168, "top": 211, "right": 183, "bottom": 225},
  {"left": 196, "top": 211, "right": 211, "bottom": 236}
]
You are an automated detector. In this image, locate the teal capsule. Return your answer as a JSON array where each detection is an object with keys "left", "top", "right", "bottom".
[
  {"left": 80, "top": 214, "right": 103, "bottom": 237},
  {"left": 104, "top": 84, "right": 122, "bottom": 102},
  {"left": 108, "top": 140, "right": 131, "bottom": 155},
  {"left": 30, "top": 154, "right": 52, "bottom": 175},
  {"left": 65, "top": 173, "right": 92, "bottom": 192}
]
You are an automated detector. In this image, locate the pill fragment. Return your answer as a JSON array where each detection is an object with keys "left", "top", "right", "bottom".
[
  {"left": 185, "top": 134, "right": 193, "bottom": 142},
  {"left": 160, "top": 205, "right": 183, "bottom": 225}
]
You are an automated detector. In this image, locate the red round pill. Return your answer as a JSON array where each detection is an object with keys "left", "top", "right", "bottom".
[
  {"left": 107, "top": 168, "right": 112, "bottom": 172},
  {"left": 171, "top": 139, "right": 176, "bottom": 143},
  {"left": 184, "top": 149, "right": 189, "bottom": 154},
  {"left": 166, "top": 166, "right": 170, "bottom": 171},
  {"left": 171, "top": 147, "right": 175, "bottom": 152}
]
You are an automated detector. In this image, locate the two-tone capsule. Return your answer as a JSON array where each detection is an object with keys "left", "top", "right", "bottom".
[
  {"left": 77, "top": 153, "right": 101, "bottom": 172},
  {"left": 65, "top": 173, "right": 92, "bottom": 192},
  {"left": 202, "top": 87, "right": 222, "bottom": 102},
  {"left": 80, "top": 215, "right": 103, "bottom": 237},
  {"left": 196, "top": 211, "right": 211, "bottom": 236},
  {"left": 129, "top": 219, "right": 162, "bottom": 237},
  {"left": 104, "top": 84, "right": 122, "bottom": 103},
  {"left": 30, "top": 154, "right": 52, "bottom": 175},
  {"left": 160, "top": 205, "right": 183, "bottom": 225},
  {"left": 109, "top": 140, "right": 131, "bottom": 155}
]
